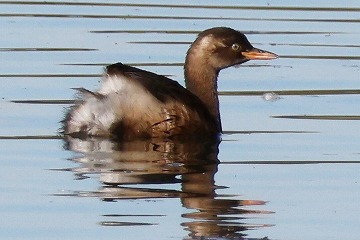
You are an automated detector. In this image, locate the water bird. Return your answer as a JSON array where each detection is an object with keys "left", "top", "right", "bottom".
[{"left": 63, "top": 27, "right": 278, "bottom": 140}]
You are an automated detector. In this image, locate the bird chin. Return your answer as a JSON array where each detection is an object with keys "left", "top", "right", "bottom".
[{"left": 233, "top": 59, "right": 249, "bottom": 68}]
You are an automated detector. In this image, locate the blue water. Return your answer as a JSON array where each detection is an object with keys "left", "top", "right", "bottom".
[{"left": 1, "top": 1, "right": 360, "bottom": 239}]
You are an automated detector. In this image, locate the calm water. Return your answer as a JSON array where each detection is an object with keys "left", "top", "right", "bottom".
[{"left": 1, "top": 1, "right": 360, "bottom": 239}]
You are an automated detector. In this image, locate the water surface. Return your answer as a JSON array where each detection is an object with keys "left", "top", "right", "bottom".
[{"left": 1, "top": 1, "right": 360, "bottom": 239}]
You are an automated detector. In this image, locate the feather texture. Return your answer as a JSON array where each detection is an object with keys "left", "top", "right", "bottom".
[{"left": 64, "top": 63, "right": 218, "bottom": 140}]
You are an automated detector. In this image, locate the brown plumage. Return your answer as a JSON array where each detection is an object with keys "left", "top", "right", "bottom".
[{"left": 63, "top": 27, "right": 277, "bottom": 140}]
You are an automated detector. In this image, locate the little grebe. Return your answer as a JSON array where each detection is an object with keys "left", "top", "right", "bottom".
[{"left": 63, "top": 27, "right": 278, "bottom": 140}]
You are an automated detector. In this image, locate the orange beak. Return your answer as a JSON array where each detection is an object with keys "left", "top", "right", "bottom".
[{"left": 242, "top": 48, "right": 278, "bottom": 60}]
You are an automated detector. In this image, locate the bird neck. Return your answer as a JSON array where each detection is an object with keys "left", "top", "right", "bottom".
[{"left": 184, "top": 56, "right": 222, "bottom": 131}]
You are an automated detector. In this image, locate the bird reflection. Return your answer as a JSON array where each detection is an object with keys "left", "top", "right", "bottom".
[{"left": 61, "top": 136, "right": 272, "bottom": 239}]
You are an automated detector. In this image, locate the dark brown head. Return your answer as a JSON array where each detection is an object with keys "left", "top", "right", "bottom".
[
  {"left": 185, "top": 27, "right": 278, "bottom": 72},
  {"left": 184, "top": 27, "right": 278, "bottom": 133}
]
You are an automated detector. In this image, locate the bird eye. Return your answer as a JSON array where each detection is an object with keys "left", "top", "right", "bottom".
[{"left": 231, "top": 43, "right": 241, "bottom": 51}]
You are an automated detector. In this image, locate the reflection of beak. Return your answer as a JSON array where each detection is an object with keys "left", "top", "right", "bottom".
[{"left": 242, "top": 48, "right": 278, "bottom": 60}]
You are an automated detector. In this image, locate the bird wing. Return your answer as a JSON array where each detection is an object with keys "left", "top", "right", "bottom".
[{"left": 105, "top": 63, "right": 219, "bottom": 138}]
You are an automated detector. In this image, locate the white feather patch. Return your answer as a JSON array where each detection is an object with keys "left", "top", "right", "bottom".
[
  {"left": 66, "top": 74, "right": 167, "bottom": 136},
  {"left": 98, "top": 74, "right": 127, "bottom": 95}
]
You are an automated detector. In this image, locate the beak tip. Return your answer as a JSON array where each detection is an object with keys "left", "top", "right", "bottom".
[
  {"left": 269, "top": 53, "right": 279, "bottom": 59},
  {"left": 243, "top": 48, "right": 279, "bottom": 60}
]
